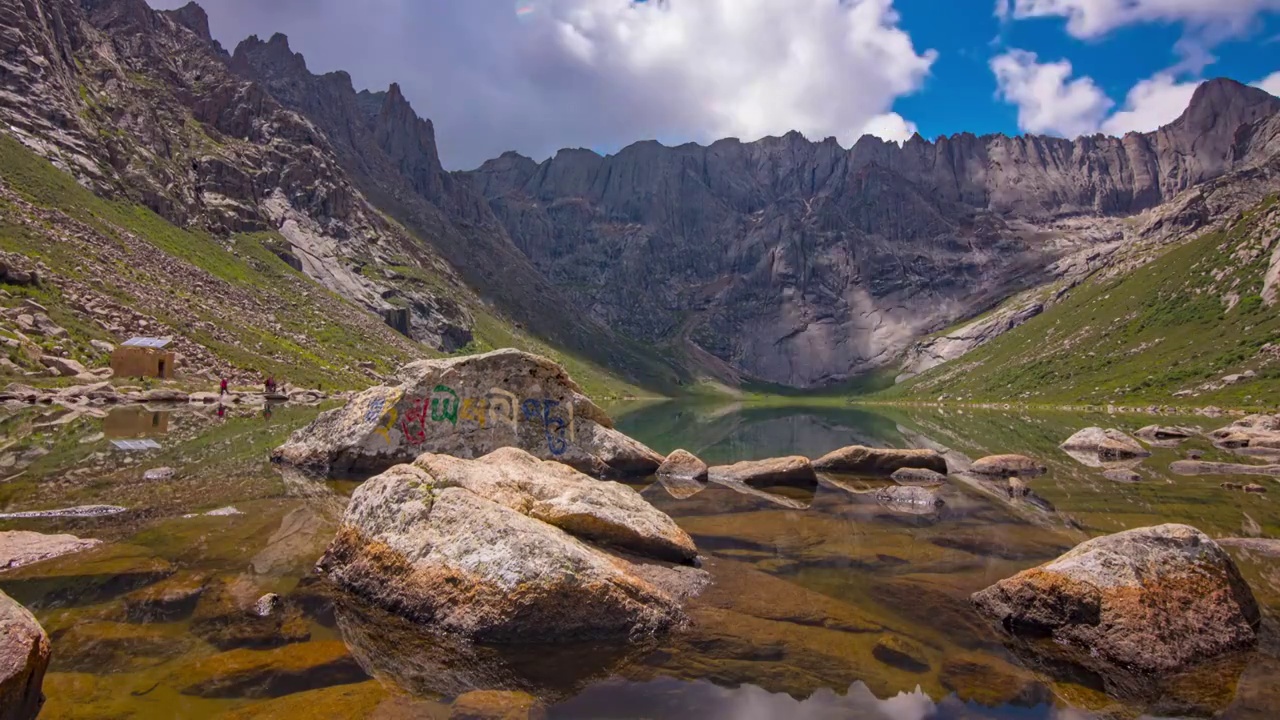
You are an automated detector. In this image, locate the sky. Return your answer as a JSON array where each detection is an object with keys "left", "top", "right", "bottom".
[{"left": 147, "top": 0, "right": 1280, "bottom": 170}]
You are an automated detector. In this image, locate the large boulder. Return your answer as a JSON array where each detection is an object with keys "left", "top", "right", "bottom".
[
  {"left": 812, "top": 445, "right": 946, "bottom": 475},
  {"left": 657, "top": 450, "right": 707, "bottom": 481},
  {"left": 708, "top": 456, "right": 816, "bottom": 486},
  {"left": 272, "top": 350, "right": 663, "bottom": 476},
  {"left": 0, "top": 590, "right": 49, "bottom": 720},
  {"left": 1210, "top": 415, "right": 1280, "bottom": 448},
  {"left": 1060, "top": 428, "right": 1150, "bottom": 460},
  {"left": 317, "top": 448, "right": 706, "bottom": 643},
  {"left": 972, "top": 524, "right": 1260, "bottom": 674}
]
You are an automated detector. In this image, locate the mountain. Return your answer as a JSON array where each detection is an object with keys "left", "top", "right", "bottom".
[
  {"left": 2, "top": 0, "right": 1278, "bottom": 398},
  {"left": 465, "top": 80, "right": 1280, "bottom": 388},
  {"left": 0, "top": 0, "right": 677, "bottom": 395}
]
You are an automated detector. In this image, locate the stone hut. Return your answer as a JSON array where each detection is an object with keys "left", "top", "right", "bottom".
[{"left": 110, "top": 337, "right": 176, "bottom": 379}]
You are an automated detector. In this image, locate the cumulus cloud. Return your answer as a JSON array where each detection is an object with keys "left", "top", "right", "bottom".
[
  {"left": 990, "top": 49, "right": 1112, "bottom": 137},
  {"left": 1257, "top": 70, "right": 1280, "bottom": 95},
  {"left": 999, "top": 0, "right": 1280, "bottom": 74},
  {"left": 1101, "top": 73, "right": 1200, "bottom": 135},
  {"left": 149, "top": 0, "right": 935, "bottom": 169}
]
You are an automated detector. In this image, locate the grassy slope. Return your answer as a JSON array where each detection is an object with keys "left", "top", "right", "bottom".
[
  {"left": 0, "top": 135, "right": 649, "bottom": 396},
  {"left": 880, "top": 196, "right": 1280, "bottom": 408}
]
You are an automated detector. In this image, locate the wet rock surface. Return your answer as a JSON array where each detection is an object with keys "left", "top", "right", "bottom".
[
  {"left": 273, "top": 350, "right": 663, "bottom": 476},
  {"left": 890, "top": 467, "right": 947, "bottom": 485},
  {"left": 0, "top": 590, "right": 49, "bottom": 720},
  {"left": 0, "top": 531, "right": 101, "bottom": 571},
  {"left": 171, "top": 641, "right": 367, "bottom": 699},
  {"left": 972, "top": 524, "right": 1261, "bottom": 674},
  {"left": 318, "top": 448, "right": 706, "bottom": 642}
]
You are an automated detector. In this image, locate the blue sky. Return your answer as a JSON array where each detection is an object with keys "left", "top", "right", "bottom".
[
  {"left": 156, "top": 0, "right": 1280, "bottom": 168},
  {"left": 893, "top": 0, "right": 1280, "bottom": 141}
]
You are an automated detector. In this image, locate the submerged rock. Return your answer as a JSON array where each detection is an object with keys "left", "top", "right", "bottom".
[
  {"left": 0, "top": 590, "right": 49, "bottom": 720},
  {"left": 708, "top": 456, "right": 816, "bottom": 486},
  {"left": 450, "top": 690, "right": 548, "bottom": 720},
  {"left": 654, "top": 475, "right": 706, "bottom": 500},
  {"left": 272, "top": 349, "right": 663, "bottom": 476},
  {"left": 318, "top": 448, "right": 706, "bottom": 643},
  {"left": 1103, "top": 468, "right": 1142, "bottom": 483},
  {"left": 890, "top": 467, "right": 947, "bottom": 485},
  {"left": 0, "top": 531, "right": 101, "bottom": 570},
  {"left": 171, "top": 641, "right": 366, "bottom": 699},
  {"left": 968, "top": 454, "right": 1047, "bottom": 477},
  {"left": 871, "top": 634, "right": 930, "bottom": 673},
  {"left": 1060, "top": 427, "right": 1150, "bottom": 459},
  {"left": 874, "top": 485, "right": 944, "bottom": 514},
  {"left": 1170, "top": 460, "right": 1280, "bottom": 477},
  {"left": 0, "top": 505, "right": 126, "bottom": 520},
  {"left": 1135, "top": 425, "right": 1196, "bottom": 441},
  {"left": 811, "top": 445, "right": 946, "bottom": 475},
  {"left": 972, "top": 524, "right": 1260, "bottom": 674},
  {"left": 657, "top": 449, "right": 708, "bottom": 481}
]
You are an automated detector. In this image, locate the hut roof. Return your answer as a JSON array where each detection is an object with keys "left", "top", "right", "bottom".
[{"left": 120, "top": 337, "right": 173, "bottom": 349}]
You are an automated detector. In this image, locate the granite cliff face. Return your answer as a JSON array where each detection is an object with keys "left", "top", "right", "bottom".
[{"left": 467, "top": 81, "right": 1280, "bottom": 387}]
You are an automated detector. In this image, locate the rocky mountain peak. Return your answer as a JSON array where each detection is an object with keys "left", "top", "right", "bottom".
[
  {"left": 232, "top": 32, "right": 309, "bottom": 78},
  {"left": 1176, "top": 77, "right": 1280, "bottom": 133},
  {"left": 162, "top": 1, "right": 212, "bottom": 42}
]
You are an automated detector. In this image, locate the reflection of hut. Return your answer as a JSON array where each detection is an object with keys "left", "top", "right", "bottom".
[
  {"left": 103, "top": 408, "right": 170, "bottom": 438},
  {"left": 111, "top": 337, "right": 176, "bottom": 379}
]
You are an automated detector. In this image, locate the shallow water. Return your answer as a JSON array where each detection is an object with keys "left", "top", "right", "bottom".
[{"left": 1, "top": 400, "right": 1278, "bottom": 719}]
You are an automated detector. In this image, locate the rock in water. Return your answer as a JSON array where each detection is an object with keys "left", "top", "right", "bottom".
[
  {"left": 272, "top": 350, "right": 663, "bottom": 476},
  {"left": 890, "top": 467, "right": 947, "bottom": 485},
  {"left": 657, "top": 450, "right": 708, "bottom": 481},
  {"left": 875, "top": 485, "right": 944, "bottom": 513},
  {"left": 1060, "top": 428, "right": 1150, "bottom": 459},
  {"left": 968, "top": 455, "right": 1047, "bottom": 477},
  {"left": 0, "top": 531, "right": 101, "bottom": 570},
  {"left": 708, "top": 456, "right": 816, "bottom": 486},
  {"left": 811, "top": 446, "right": 947, "bottom": 475},
  {"left": 0, "top": 590, "right": 49, "bottom": 720},
  {"left": 971, "top": 524, "right": 1260, "bottom": 674},
  {"left": 317, "top": 448, "right": 706, "bottom": 642}
]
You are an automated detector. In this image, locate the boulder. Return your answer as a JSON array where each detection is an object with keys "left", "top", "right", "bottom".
[
  {"left": 708, "top": 456, "right": 816, "bottom": 486},
  {"left": 969, "top": 454, "right": 1047, "bottom": 477},
  {"left": 657, "top": 449, "right": 708, "bottom": 481},
  {"left": 89, "top": 340, "right": 115, "bottom": 355},
  {"left": 0, "top": 531, "right": 101, "bottom": 570},
  {"left": 1060, "top": 428, "right": 1150, "bottom": 459},
  {"left": 1135, "top": 425, "right": 1195, "bottom": 440},
  {"left": 143, "top": 389, "right": 189, "bottom": 403},
  {"left": 272, "top": 350, "right": 663, "bottom": 477},
  {"left": 143, "top": 467, "right": 175, "bottom": 481},
  {"left": 317, "top": 448, "right": 707, "bottom": 642},
  {"left": 972, "top": 524, "right": 1260, "bottom": 674},
  {"left": 890, "top": 467, "right": 947, "bottom": 485},
  {"left": 1210, "top": 416, "right": 1280, "bottom": 448},
  {"left": 39, "top": 355, "right": 86, "bottom": 377},
  {"left": 0, "top": 590, "right": 49, "bottom": 720},
  {"left": 811, "top": 445, "right": 946, "bottom": 475}
]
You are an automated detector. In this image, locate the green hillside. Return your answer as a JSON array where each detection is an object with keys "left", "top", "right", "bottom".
[
  {"left": 881, "top": 196, "right": 1280, "bottom": 409},
  {"left": 0, "top": 134, "right": 648, "bottom": 397}
]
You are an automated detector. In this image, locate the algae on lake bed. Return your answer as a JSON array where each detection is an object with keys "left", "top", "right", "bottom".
[{"left": 2, "top": 401, "right": 1279, "bottom": 718}]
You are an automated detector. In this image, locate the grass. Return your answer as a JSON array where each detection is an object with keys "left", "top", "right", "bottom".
[{"left": 880, "top": 196, "right": 1280, "bottom": 409}]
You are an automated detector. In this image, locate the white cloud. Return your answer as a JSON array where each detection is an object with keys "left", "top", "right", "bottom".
[
  {"left": 861, "top": 112, "right": 919, "bottom": 143},
  {"left": 1002, "top": 0, "right": 1280, "bottom": 38},
  {"left": 151, "top": 0, "right": 936, "bottom": 168},
  {"left": 999, "top": 0, "right": 1280, "bottom": 74},
  {"left": 1256, "top": 71, "right": 1280, "bottom": 96},
  {"left": 1101, "top": 73, "right": 1200, "bottom": 135},
  {"left": 990, "top": 49, "right": 1112, "bottom": 137}
]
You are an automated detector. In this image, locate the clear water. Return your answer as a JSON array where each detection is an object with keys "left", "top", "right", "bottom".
[{"left": 1, "top": 400, "right": 1277, "bottom": 719}]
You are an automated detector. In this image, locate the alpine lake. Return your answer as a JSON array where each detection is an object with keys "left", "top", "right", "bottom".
[{"left": 1, "top": 399, "right": 1278, "bottom": 719}]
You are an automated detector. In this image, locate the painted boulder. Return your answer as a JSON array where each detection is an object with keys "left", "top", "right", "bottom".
[{"left": 272, "top": 350, "right": 663, "bottom": 476}]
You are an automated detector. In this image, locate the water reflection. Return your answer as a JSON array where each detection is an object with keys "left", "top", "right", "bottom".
[{"left": 2, "top": 400, "right": 1279, "bottom": 717}]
